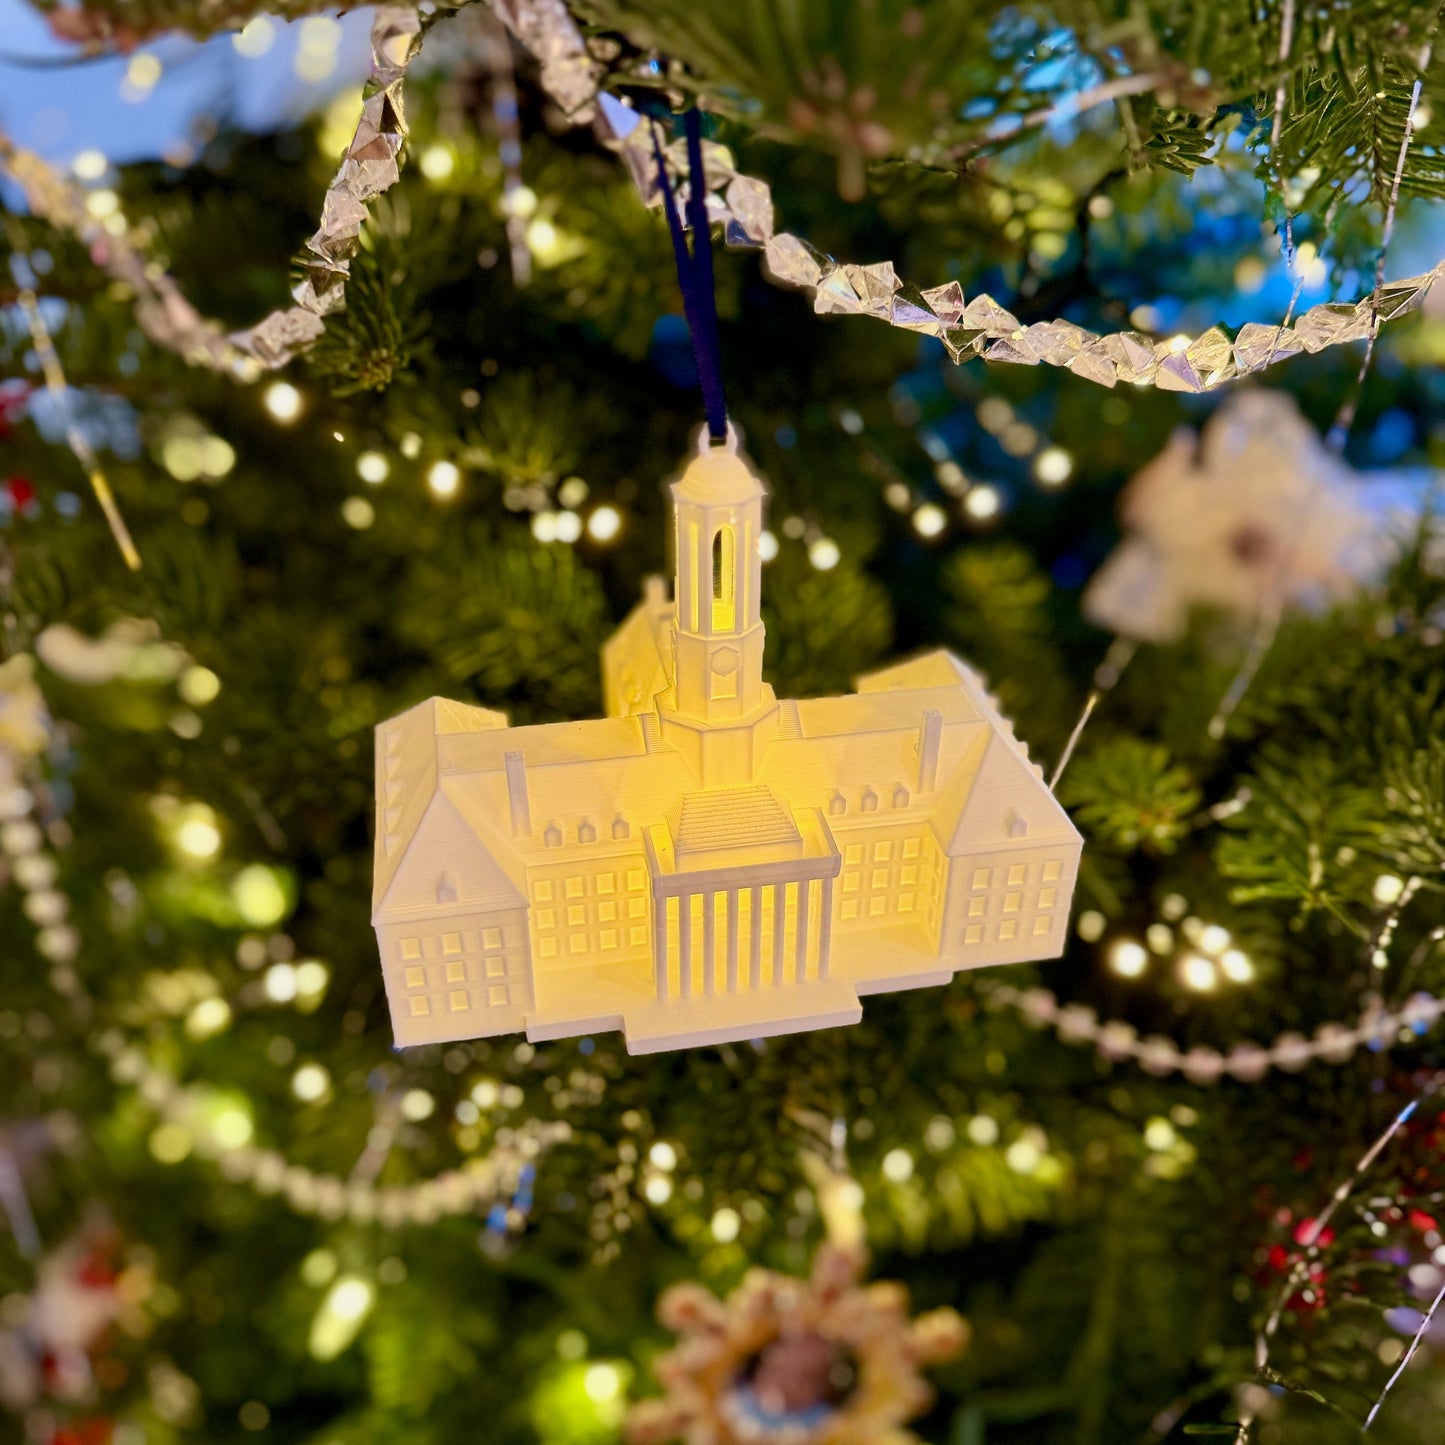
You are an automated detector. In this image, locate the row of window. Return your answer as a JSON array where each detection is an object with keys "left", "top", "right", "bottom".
[
  {"left": 971, "top": 859, "right": 1063, "bottom": 890},
  {"left": 966, "top": 887, "right": 1060, "bottom": 917},
  {"left": 964, "top": 916, "right": 1054, "bottom": 945},
  {"left": 398, "top": 926, "right": 510, "bottom": 960},
  {"left": 533, "top": 869, "right": 648, "bottom": 903},
  {"left": 403, "top": 956, "right": 514, "bottom": 989},
  {"left": 408, "top": 983, "right": 516, "bottom": 1017},
  {"left": 538, "top": 924, "right": 651, "bottom": 959}
]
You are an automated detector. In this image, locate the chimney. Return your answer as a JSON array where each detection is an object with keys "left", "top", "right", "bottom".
[
  {"left": 917, "top": 709, "right": 942, "bottom": 793},
  {"left": 504, "top": 751, "right": 531, "bottom": 836}
]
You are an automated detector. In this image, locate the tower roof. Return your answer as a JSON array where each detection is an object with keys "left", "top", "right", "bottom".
[{"left": 670, "top": 442, "right": 766, "bottom": 507}]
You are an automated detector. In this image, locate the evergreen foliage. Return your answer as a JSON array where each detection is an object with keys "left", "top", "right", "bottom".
[{"left": 2, "top": 3, "right": 1445, "bottom": 1445}]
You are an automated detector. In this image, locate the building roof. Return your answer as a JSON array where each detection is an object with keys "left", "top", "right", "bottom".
[{"left": 373, "top": 637, "right": 1078, "bottom": 922}]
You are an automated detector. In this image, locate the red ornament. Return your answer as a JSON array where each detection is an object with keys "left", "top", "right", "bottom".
[{"left": 7, "top": 476, "right": 37, "bottom": 511}]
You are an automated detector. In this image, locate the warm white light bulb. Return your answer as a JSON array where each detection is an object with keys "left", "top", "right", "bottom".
[
  {"left": 427, "top": 461, "right": 460, "bottom": 498},
  {"left": 264, "top": 382, "right": 302, "bottom": 423},
  {"left": 1109, "top": 939, "right": 1148, "bottom": 978}
]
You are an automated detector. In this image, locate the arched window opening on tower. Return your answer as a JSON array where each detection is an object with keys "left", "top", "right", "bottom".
[{"left": 711, "top": 527, "right": 736, "bottom": 631}]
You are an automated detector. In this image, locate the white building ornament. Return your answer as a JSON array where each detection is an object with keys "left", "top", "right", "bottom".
[{"left": 372, "top": 433, "right": 1081, "bottom": 1054}]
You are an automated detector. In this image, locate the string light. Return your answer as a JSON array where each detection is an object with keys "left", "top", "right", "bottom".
[
  {"left": 292, "top": 1064, "right": 330, "bottom": 1102},
  {"left": 418, "top": 145, "right": 455, "bottom": 180},
  {"left": 71, "top": 149, "right": 107, "bottom": 180},
  {"left": 587, "top": 505, "right": 622, "bottom": 542},
  {"left": 1108, "top": 939, "right": 1148, "bottom": 978},
  {"left": 264, "top": 382, "right": 303, "bottom": 423},
  {"left": 964, "top": 485, "right": 1001, "bottom": 519},
  {"left": 554, "top": 511, "right": 582, "bottom": 543},
  {"left": 342, "top": 497, "right": 375, "bottom": 529},
  {"left": 912, "top": 503, "right": 947, "bottom": 538},
  {"left": 808, "top": 537, "right": 841, "bottom": 570},
  {"left": 757, "top": 530, "right": 779, "bottom": 561},
  {"left": 710, "top": 1206, "right": 741, "bottom": 1242},
  {"left": 427, "top": 460, "right": 461, "bottom": 498},
  {"left": 232, "top": 15, "right": 275, "bottom": 56},
  {"left": 1375, "top": 874, "right": 1406, "bottom": 905},
  {"left": 881, "top": 1147, "right": 914, "bottom": 1182},
  {"left": 356, "top": 451, "right": 389, "bottom": 484},
  {"left": 1034, "top": 446, "right": 1073, "bottom": 486},
  {"left": 1221, "top": 948, "right": 1256, "bottom": 982},
  {"left": 1180, "top": 954, "right": 1219, "bottom": 991}
]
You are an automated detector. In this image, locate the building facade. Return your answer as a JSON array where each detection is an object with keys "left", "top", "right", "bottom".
[{"left": 373, "top": 436, "right": 1082, "bottom": 1053}]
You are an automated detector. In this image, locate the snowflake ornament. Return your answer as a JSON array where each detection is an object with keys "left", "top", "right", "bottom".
[
  {"left": 1083, "top": 390, "right": 1405, "bottom": 643},
  {"left": 626, "top": 1243, "right": 966, "bottom": 1445}
]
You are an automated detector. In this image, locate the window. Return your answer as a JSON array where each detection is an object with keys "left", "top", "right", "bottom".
[
  {"left": 446, "top": 959, "right": 465, "bottom": 983},
  {"left": 597, "top": 873, "right": 616, "bottom": 895},
  {"left": 539, "top": 938, "right": 558, "bottom": 958},
  {"left": 630, "top": 925, "right": 648, "bottom": 946},
  {"left": 1042, "top": 860, "right": 1061, "bottom": 882},
  {"left": 487, "top": 957, "right": 506, "bottom": 978},
  {"left": 400, "top": 937, "right": 422, "bottom": 959},
  {"left": 1007, "top": 864, "right": 1027, "bottom": 886},
  {"left": 410, "top": 996, "right": 430, "bottom": 1016},
  {"left": 598, "top": 901, "right": 617, "bottom": 922},
  {"left": 843, "top": 873, "right": 860, "bottom": 894},
  {"left": 972, "top": 868, "right": 991, "bottom": 889},
  {"left": 900, "top": 865, "right": 918, "bottom": 886},
  {"left": 601, "top": 929, "right": 618, "bottom": 950},
  {"left": 1039, "top": 888, "right": 1056, "bottom": 909},
  {"left": 871, "top": 869, "right": 889, "bottom": 889},
  {"left": 442, "top": 932, "right": 462, "bottom": 954},
  {"left": 629, "top": 898, "right": 647, "bottom": 919},
  {"left": 711, "top": 528, "right": 736, "bottom": 629},
  {"left": 568, "top": 905, "right": 586, "bottom": 926},
  {"left": 999, "top": 919, "right": 1018, "bottom": 941},
  {"left": 449, "top": 990, "right": 469, "bottom": 1012},
  {"left": 405, "top": 965, "right": 425, "bottom": 988},
  {"left": 874, "top": 841, "right": 893, "bottom": 861},
  {"left": 968, "top": 897, "right": 986, "bottom": 917},
  {"left": 964, "top": 924, "right": 983, "bottom": 944},
  {"left": 535, "top": 881, "right": 553, "bottom": 902},
  {"left": 537, "top": 908, "right": 556, "bottom": 930},
  {"left": 489, "top": 985, "right": 509, "bottom": 1007},
  {"left": 899, "top": 894, "right": 915, "bottom": 913},
  {"left": 628, "top": 869, "right": 646, "bottom": 891},
  {"left": 483, "top": 927, "right": 502, "bottom": 950},
  {"left": 869, "top": 897, "right": 886, "bottom": 916},
  {"left": 842, "top": 900, "right": 859, "bottom": 921},
  {"left": 845, "top": 844, "right": 863, "bottom": 866},
  {"left": 1033, "top": 917, "right": 1052, "bottom": 936},
  {"left": 566, "top": 877, "right": 585, "bottom": 899},
  {"left": 903, "top": 838, "right": 921, "bottom": 859},
  {"left": 569, "top": 934, "right": 588, "bottom": 954}
]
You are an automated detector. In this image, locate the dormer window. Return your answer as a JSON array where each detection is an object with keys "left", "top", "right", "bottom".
[{"left": 436, "top": 873, "right": 457, "bottom": 904}]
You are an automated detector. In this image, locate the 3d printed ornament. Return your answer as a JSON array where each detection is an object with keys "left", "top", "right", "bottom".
[{"left": 371, "top": 430, "right": 1080, "bottom": 1054}]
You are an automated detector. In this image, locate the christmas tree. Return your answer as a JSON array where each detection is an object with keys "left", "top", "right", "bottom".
[{"left": 2, "top": 2, "right": 1445, "bottom": 1441}]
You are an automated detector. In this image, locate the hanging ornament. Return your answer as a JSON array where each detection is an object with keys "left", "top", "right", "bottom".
[
  {"left": 0, "top": 1222, "right": 132, "bottom": 1414},
  {"left": 1082, "top": 390, "right": 1413, "bottom": 643},
  {"left": 625, "top": 1239, "right": 966, "bottom": 1445},
  {"left": 370, "top": 429, "right": 1080, "bottom": 1054}
]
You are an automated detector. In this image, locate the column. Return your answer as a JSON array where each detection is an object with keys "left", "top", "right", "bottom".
[
  {"left": 726, "top": 891, "right": 739, "bottom": 993},
  {"left": 654, "top": 892, "right": 669, "bottom": 1000},
  {"left": 818, "top": 876, "right": 834, "bottom": 980},
  {"left": 794, "top": 880, "right": 810, "bottom": 984},
  {"left": 749, "top": 887, "right": 763, "bottom": 989},
  {"left": 679, "top": 892, "right": 692, "bottom": 999},
  {"left": 772, "top": 883, "right": 787, "bottom": 987},
  {"left": 702, "top": 890, "right": 716, "bottom": 996}
]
